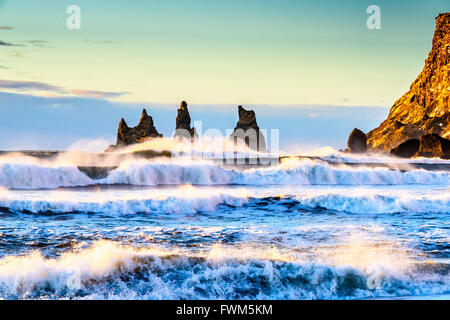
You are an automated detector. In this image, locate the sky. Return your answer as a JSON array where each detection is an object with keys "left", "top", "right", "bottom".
[{"left": 0, "top": 0, "right": 449, "bottom": 150}]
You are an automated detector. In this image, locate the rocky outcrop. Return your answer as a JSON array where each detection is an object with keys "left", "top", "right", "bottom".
[
  {"left": 106, "top": 108, "right": 162, "bottom": 151},
  {"left": 389, "top": 134, "right": 450, "bottom": 158},
  {"left": 418, "top": 134, "right": 450, "bottom": 158},
  {"left": 174, "top": 101, "right": 196, "bottom": 138},
  {"left": 367, "top": 13, "right": 450, "bottom": 153},
  {"left": 390, "top": 139, "right": 420, "bottom": 158},
  {"left": 347, "top": 128, "right": 367, "bottom": 153},
  {"left": 229, "top": 105, "right": 266, "bottom": 152}
]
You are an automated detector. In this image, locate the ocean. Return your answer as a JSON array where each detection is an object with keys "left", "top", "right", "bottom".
[{"left": 0, "top": 151, "right": 449, "bottom": 300}]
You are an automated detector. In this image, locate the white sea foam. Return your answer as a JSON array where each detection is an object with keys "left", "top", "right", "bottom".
[
  {"left": 0, "top": 240, "right": 447, "bottom": 300},
  {"left": 0, "top": 157, "right": 448, "bottom": 189},
  {"left": 289, "top": 189, "right": 450, "bottom": 214},
  {"left": 0, "top": 162, "right": 93, "bottom": 189},
  {"left": 0, "top": 187, "right": 248, "bottom": 214},
  {"left": 102, "top": 158, "right": 450, "bottom": 187},
  {"left": 0, "top": 186, "right": 448, "bottom": 215}
]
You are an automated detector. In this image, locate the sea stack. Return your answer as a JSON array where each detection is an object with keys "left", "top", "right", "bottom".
[
  {"left": 229, "top": 105, "right": 266, "bottom": 152},
  {"left": 106, "top": 108, "right": 162, "bottom": 150},
  {"left": 347, "top": 128, "right": 367, "bottom": 153},
  {"left": 174, "top": 101, "right": 196, "bottom": 139},
  {"left": 366, "top": 13, "right": 450, "bottom": 157}
]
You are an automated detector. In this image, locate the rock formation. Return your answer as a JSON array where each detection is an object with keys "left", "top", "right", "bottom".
[
  {"left": 347, "top": 128, "right": 367, "bottom": 153},
  {"left": 106, "top": 108, "right": 162, "bottom": 151},
  {"left": 390, "top": 139, "right": 420, "bottom": 158},
  {"left": 367, "top": 13, "right": 450, "bottom": 154},
  {"left": 390, "top": 134, "right": 450, "bottom": 158},
  {"left": 229, "top": 105, "right": 266, "bottom": 152},
  {"left": 418, "top": 133, "right": 450, "bottom": 158},
  {"left": 174, "top": 101, "right": 196, "bottom": 139}
]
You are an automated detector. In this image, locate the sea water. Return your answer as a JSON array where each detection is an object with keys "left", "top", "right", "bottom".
[{"left": 0, "top": 154, "right": 448, "bottom": 299}]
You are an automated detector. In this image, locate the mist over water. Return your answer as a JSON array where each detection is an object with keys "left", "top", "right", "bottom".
[{"left": 0, "top": 146, "right": 448, "bottom": 299}]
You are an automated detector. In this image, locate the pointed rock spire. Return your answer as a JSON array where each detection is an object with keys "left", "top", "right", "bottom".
[
  {"left": 139, "top": 108, "right": 149, "bottom": 123},
  {"left": 230, "top": 105, "right": 266, "bottom": 152},
  {"left": 175, "top": 100, "right": 196, "bottom": 138},
  {"left": 111, "top": 107, "right": 162, "bottom": 149}
]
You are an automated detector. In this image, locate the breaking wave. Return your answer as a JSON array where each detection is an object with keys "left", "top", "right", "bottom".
[
  {"left": 1, "top": 188, "right": 449, "bottom": 215},
  {"left": 0, "top": 162, "right": 93, "bottom": 189},
  {"left": 0, "top": 158, "right": 449, "bottom": 189},
  {"left": 0, "top": 192, "right": 247, "bottom": 215},
  {"left": 287, "top": 191, "right": 450, "bottom": 214},
  {"left": 0, "top": 241, "right": 447, "bottom": 300}
]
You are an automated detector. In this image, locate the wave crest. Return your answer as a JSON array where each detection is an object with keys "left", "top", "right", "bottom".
[
  {"left": 0, "top": 158, "right": 448, "bottom": 189},
  {"left": 0, "top": 241, "right": 447, "bottom": 300}
]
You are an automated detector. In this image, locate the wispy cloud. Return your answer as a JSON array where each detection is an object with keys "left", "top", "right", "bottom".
[
  {"left": 85, "top": 39, "right": 116, "bottom": 44},
  {"left": 0, "top": 79, "right": 129, "bottom": 99},
  {"left": 0, "top": 40, "right": 14, "bottom": 46},
  {"left": 71, "top": 89, "right": 129, "bottom": 99},
  {"left": 0, "top": 26, "right": 13, "bottom": 30},
  {"left": 0, "top": 39, "right": 25, "bottom": 47},
  {"left": 1, "top": 39, "right": 51, "bottom": 48},
  {"left": 22, "top": 40, "right": 52, "bottom": 48},
  {"left": 0, "top": 65, "right": 10, "bottom": 69},
  {"left": 0, "top": 80, "right": 63, "bottom": 92}
]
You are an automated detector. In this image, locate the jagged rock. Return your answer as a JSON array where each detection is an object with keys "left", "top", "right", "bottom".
[
  {"left": 418, "top": 134, "right": 450, "bottom": 158},
  {"left": 106, "top": 108, "right": 162, "bottom": 151},
  {"left": 367, "top": 13, "right": 450, "bottom": 153},
  {"left": 390, "top": 139, "right": 420, "bottom": 158},
  {"left": 389, "top": 134, "right": 450, "bottom": 158},
  {"left": 347, "top": 128, "right": 367, "bottom": 153},
  {"left": 229, "top": 105, "right": 266, "bottom": 152},
  {"left": 174, "top": 101, "right": 196, "bottom": 138}
]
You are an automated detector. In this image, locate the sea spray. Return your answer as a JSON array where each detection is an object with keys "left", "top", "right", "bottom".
[
  {"left": 0, "top": 186, "right": 449, "bottom": 214},
  {"left": 0, "top": 240, "right": 447, "bottom": 300}
]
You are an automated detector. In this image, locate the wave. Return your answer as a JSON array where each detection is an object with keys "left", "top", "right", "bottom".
[
  {"left": 0, "top": 241, "right": 447, "bottom": 300},
  {"left": 0, "top": 162, "right": 93, "bottom": 189},
  {"left": 0, "top": 191, "right": 247, "bottom": 215},
  {"left": 1, "top": 187, "right": 449, "bottom": 215},
  {"left": 287, "top": 191, "right": 450, "bottom": 214},
  {"left": 0, "top": 158, "right": 449, "bottom": 189}
]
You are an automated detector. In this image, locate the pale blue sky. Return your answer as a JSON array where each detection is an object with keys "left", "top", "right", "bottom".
[{"left": 0, "top": 1, "right": 448, "bottom": 150}]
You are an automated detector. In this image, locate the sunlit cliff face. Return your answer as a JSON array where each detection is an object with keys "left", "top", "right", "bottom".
[{"left": 368, "top": 13, "right": 450, "bottom": 151}]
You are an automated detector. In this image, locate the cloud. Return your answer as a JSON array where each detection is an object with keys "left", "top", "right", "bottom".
[
  {"left": 85, "top": 39, "right": 115, "bottom": 44},
  {"left": 22, "top": 40, "right": 52, "bottom": 48},
  {"left": 0, "top": 40, "right": 13, "bottom": 46},
  {"left": 0, "top": 80, "right": 63, "bottom": 92},
  {"left": 70, "top": 89, "right": 129, "bottom": 99},
  {"left": 1, "top": 39, "right": 51, "bottom": 48},
  {"left": 0, "top": 26, "right": 13, "bottom": 30},
  {"left": 0, "top": 40, "right": 24, "bottom": 47},
  {"left": 0, "top": 79, "right": 129, "bottom": 99},
  {"left": 0, "top": 65, "right": 10, "bottom": 69}
]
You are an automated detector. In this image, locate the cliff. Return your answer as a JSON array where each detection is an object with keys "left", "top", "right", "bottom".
[{"left": 367, "top": 13, "right": 450, "bottom": 152}]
